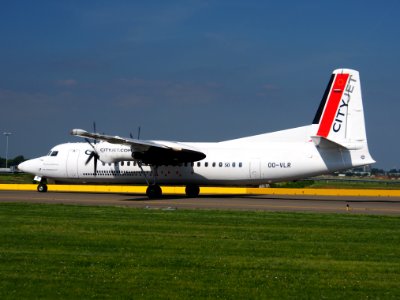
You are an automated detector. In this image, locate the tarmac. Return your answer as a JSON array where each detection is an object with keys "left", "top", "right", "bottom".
[{"left": 1, "top": 186, "right": 400, "bottom": 215}]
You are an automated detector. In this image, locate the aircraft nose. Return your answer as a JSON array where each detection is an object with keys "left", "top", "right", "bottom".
[{"left": 18, "top": 159, "right": 41, "bottom": 174}]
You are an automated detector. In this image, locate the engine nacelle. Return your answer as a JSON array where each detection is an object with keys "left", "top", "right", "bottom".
[{"left": 94, "top": 143, "right": 134, "bottom": 164}]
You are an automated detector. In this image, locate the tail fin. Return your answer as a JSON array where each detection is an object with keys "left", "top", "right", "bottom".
[{"left": 312, "top": 69, "right": 368, "bottom": 150}]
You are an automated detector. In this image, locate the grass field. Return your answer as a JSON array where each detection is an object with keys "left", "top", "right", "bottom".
[
  {"left": 0, "top": 203, "right": 399, "bottom": 299},
  {"left": 0, "top": 173, "right": 34, "bottom": 184}
]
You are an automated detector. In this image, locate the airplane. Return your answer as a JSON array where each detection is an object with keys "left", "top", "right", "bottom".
[{"left": 18, "top": 68, "right": 375, "bottom": 199}]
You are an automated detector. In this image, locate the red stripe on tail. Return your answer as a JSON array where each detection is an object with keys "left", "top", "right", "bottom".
[{"left": 316, "top": 73, "right": 349, "bottom": 137}]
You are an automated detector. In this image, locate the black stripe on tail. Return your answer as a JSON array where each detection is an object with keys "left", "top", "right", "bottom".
[{"left": 312, "top": 74, "right": 335, "bottom": 124}]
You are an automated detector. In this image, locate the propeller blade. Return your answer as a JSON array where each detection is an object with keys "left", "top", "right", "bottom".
[
  {"left": 84, "top": 136, "right": 99, "bottom": 175},
  {"left": 93, "top": 122, "right": 97, "bottom": 144},
  {"left": 94, "top": 155, "right": 98, "bottom": 175},
  {"left": 85, "top": 138, "right": 95, "bottom": 149},
  {"left": 85, "top": 151, "right": 95, "bottom": 165}
]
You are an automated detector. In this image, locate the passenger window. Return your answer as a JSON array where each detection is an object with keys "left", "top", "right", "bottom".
[
  {"left": 219, "top": 162, "right": 223, "bottom": 167},
  {"left": 197, "top": 162, "right": 201, "bottom": 167},
  {"left": 232, "top": 162, "right": 236, "bottom": 167},
  {"left": 212, "top": 162, "right": 216, "bottom": 167},
  {"left": 121, "top": 161, "right": 124, "bottom": 166},
  {"left": 205, "top": 162, "right": 208, "bottom": 167},
  {"left": 127, "top": 162, "right": 130, "bottom": 166},
  {"left": 239, "top": 162, "right": 243, "bottom": 168}
]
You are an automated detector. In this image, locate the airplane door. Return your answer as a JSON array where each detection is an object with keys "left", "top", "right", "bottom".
[
  {"left": 66, "top": 149, "right": 80, "bottom": 178},
  {"left": 249, "top": 159, "right": 261, "bottom": 179}
]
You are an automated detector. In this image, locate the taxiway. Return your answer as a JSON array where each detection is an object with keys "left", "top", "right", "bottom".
[{"left": 1, "top": 190, "right": 400, "bottom": 215}]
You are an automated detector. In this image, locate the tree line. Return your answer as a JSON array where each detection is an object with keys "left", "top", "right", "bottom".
[{"left": 0, "top": 156, "right": 26, "bottom": 168}]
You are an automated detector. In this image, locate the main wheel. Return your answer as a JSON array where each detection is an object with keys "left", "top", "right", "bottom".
[
  {"left": 146, "top": 184, "right": 162, "bottom": 199},
  {"left": 37, "top": 183, "right": 48, "bottom": 193},
  {"left": 185, "top": 184, "right": 200, "bottom": 197}
]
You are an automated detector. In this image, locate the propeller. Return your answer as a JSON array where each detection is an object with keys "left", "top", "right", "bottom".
[
  {"left": 129, "top": 126, "right": 140, "bottom": 139},
  {"left": 85, "top": 138, "right": 100, "bottom": 175},
  {"left": 93, "top": 121, "right": 97, "bottom": 144}
]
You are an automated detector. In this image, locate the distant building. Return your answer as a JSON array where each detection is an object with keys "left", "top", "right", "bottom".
[{"left": 335, "top": 165, "right": 372, "bottom": 177}]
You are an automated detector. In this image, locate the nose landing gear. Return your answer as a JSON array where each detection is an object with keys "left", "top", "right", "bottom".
[
  {"left": 37, "top": 183, "right": 48, "bottom": 192},
  {"left": 35, "top": 177, "right": 48, "bottom": 193}
]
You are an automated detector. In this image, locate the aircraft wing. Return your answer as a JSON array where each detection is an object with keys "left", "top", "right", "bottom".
[{"left": 70, "top": 129, "right": 206, "bottom": 165}]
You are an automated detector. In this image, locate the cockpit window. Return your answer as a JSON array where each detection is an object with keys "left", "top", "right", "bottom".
[{"left": 50, "top": 151, "right": 58, "bottom": 157}]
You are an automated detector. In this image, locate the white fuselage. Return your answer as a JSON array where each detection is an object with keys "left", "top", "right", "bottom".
[
  {"left": 20, "top": 125, "right": 373, "bottom": 186},
  {"left": 17, "top": 69, "right": 376, "bottom": 196}
]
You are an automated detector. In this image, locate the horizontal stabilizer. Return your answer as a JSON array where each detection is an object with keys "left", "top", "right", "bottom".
[{"left": 311, "top": 136, "right": 364, "bottom": 150}]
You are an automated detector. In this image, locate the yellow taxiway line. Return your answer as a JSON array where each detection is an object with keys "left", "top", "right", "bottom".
[{"left": 1, "top": 184, "right": 400, "bottom": 197}]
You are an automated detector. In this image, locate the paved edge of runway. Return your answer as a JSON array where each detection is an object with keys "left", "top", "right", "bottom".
[
  {"left": 1, "top": 190, "right": 400, "bottom": 215},
  {"left": 1, "top": 183, "right": 400, "bottom": 197}
]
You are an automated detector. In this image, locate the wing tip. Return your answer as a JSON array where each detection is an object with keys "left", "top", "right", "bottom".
[{"left": 70, "top": 129, "right": 88, "bottom": 136}]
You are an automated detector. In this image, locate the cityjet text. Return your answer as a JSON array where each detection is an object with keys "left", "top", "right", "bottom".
[{"left": 333, "top": 75, "right": 356, "bottom": 133}]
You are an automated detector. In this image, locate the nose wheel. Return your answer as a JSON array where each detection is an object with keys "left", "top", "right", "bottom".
[{"left": 37, "top": 183, "right": 48, "bottom": 193}]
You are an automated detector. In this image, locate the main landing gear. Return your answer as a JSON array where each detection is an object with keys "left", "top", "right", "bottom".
[
  {"left": 137, "top": 162, "right": 161, "bottom": 199},
  {"left": 145, "top": 183, "right": 200, "bottom": 199},
  {"left": 138, "top": 162, "right": 200, "bottom": 199},
  {"left": 185, "top": 184, "right": 200, "bottom": 198},
  {"left": 146, "top": 184, "right": 162, "bottom": 199}
]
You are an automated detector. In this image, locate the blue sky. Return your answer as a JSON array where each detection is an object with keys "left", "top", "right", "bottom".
[{"left": 0, "top": 1, "right": 399, "bottom": 169}]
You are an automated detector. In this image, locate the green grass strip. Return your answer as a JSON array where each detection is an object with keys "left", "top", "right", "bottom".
[{"left": 0, "top": 203, "right": 399, "bottom": 299}]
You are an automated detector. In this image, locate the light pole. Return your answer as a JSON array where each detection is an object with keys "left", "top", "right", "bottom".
[{"left": 3, "top": 132, "right": 12, "bottom": 169}]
